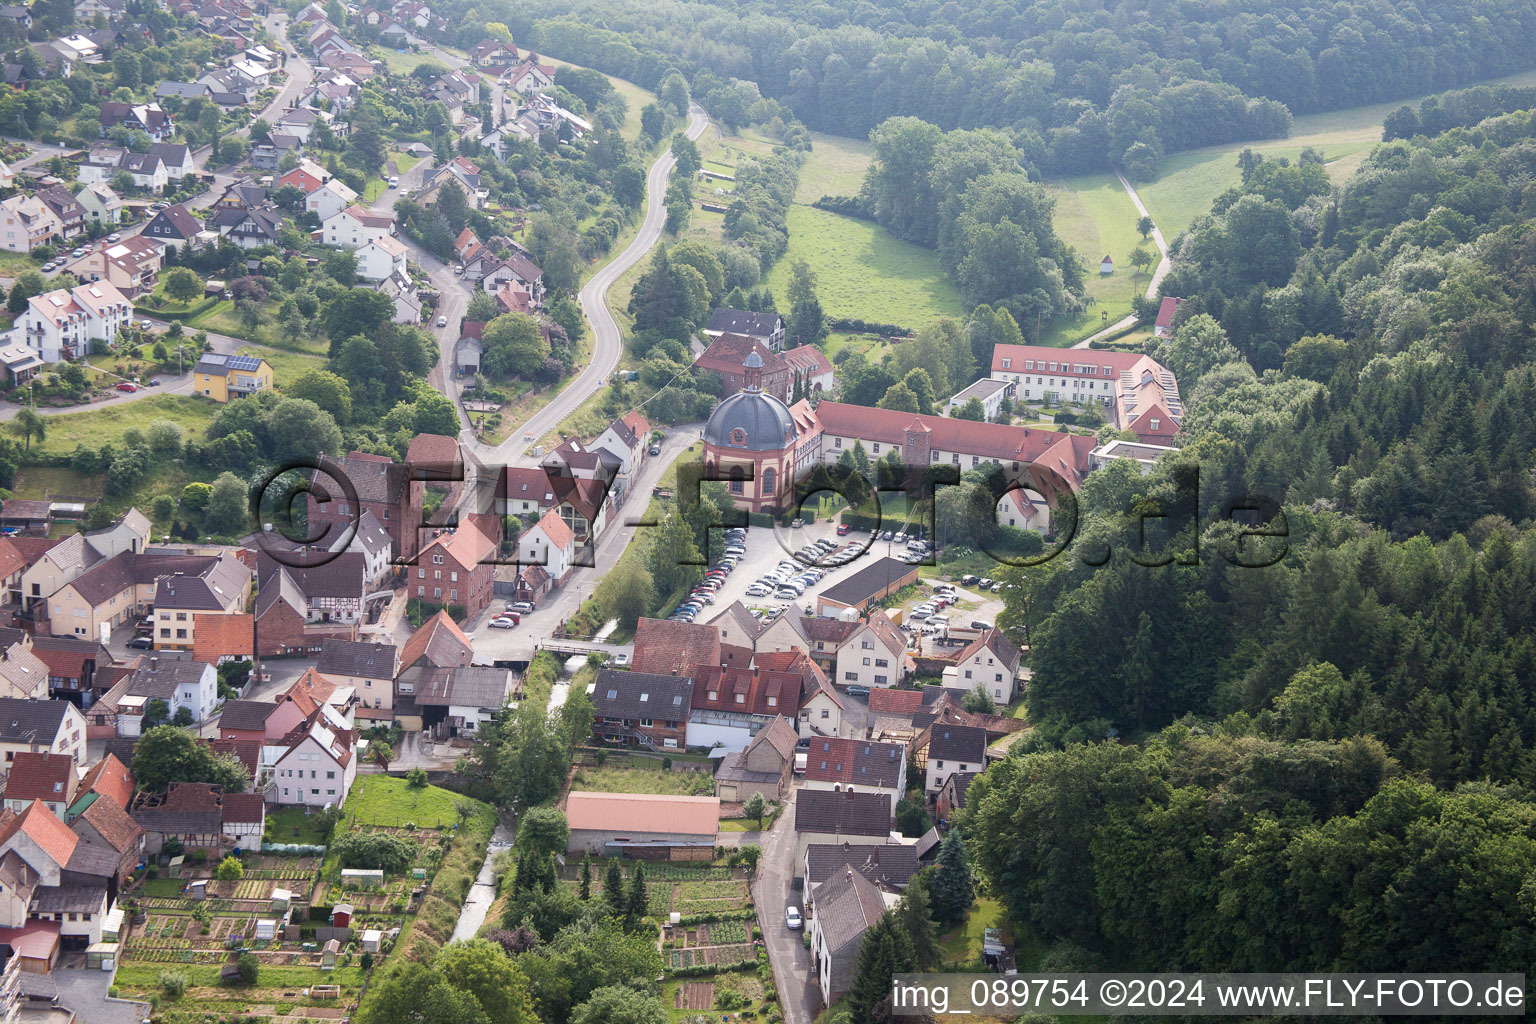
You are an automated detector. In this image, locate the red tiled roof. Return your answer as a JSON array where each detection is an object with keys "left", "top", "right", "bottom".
[
  {"left": 631, "top": 618, "right": 720, "bottom": 677},
  {"left": 79, "top": 754, "right": 134, "bottom": 810},
  {"left": 78, "top": 794, "right": 142, "bottom": 853},
  {"left": 282, "top": 667, "right": 339, "bottom": 717},
  {"left": 2, "top": 752, "right": 75, "bottom": 804},
  {"left": 802, "top": 737, "right": 905, "bottom": 788},
  {"left": 1155, "top": 296, "right": 1183, "bottom": 328},
  {"left": 531, "top": 509, "right": 574, "bottom": 551},
  {"left": 0, "top": 800, "right": 77, "bottom": 867},
  {"left": 689, "top": 665, "right": 804, "bottom": 716},
  {"left": 814, "top": 402, "right": 1094, "bottom": 472},
  {"left": 868, "top": 689, "right": 924, "bottom": 717},
  {"left": 0, "top": 538, "right": 26, "bottom": 581},
  {"left": 405, "top": 433, "right": 460, "bottom": 468},
  {"left": 694, "top": 332, "right": 784, "bottom": 376},
  {"left": 399, "top": 611, "right": 472, "bottom": 670},
  {"left": 192, "top": 613, "right": 253, "bottom": 664},
  {"left": 220, "top": 792, "right": 265, "bottom": 824}
]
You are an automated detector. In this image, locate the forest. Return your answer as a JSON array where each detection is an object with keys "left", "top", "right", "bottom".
[{"left": 450, "top": 0, "right": 1536, "bottom": 176}]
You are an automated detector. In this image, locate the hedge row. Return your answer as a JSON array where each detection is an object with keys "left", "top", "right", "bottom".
[
  {"left": 133, "top": 297, "right": 220, "bottom": 322},
  {"left": 827, "top": 317, "right": 912, "bottom": 337}
]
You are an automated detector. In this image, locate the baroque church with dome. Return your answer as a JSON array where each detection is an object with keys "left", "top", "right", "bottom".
[{"left": 701, "top": 350, "right": 823, "bottom": 513}]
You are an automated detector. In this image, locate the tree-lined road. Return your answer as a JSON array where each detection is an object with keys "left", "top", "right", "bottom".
[{"left": 488, "top": 103, "right": 709, "bottom": 465}]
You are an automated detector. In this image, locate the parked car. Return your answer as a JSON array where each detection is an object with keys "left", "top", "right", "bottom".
[
  {"left": 148, "top": 378, "right": 161, "bottom": 386},
  {"left": 126, "top": 636, "right": 154, "bottom": 649},
  {"left": 107, "top": 233, "right": 121, "bottom": 242},
  {"left": 971, "top": 620, "right": 991, "bottom": 630},
  {"left": 790, "top": 518, "right": 802, "bottom": 529},
  {"left": 497, "top": 611, "right": 521, "bottom": 625},
  {"left": 785, "top": 906, "right": 802, "bottom": 930},
  {"left": 648, "top": 443, "right": 661, "bottom": 456},
  {"left": 614, "top": 653, "right": 629, "bottom": 665},
  {"left": 388, "top": 175, "right": 400, "bottom": 187},
  {"left": 880, "top": 530, "right": 894, "bottom": 541},
  {"left": 508, "top": 601, "right": 534, "bottom": 614},
  {"left": 991, "top": 582, "right": 1003, "bottom": 592},
  {"left": 836, "top": 523, "right": 851, "bottom": 535},
  {"left": 115, "top": 381, "right": 138, "bottom": 392},
  {"left": 961, "top": 574, "right": 979, "bottom": 586},
  {"left": 978, "top": 578, "right": 994, "bottom": 588},
  {"left": 436, "top": 315, "right": 448, "bottom": 327},
  {"left": 488, "top": 617, "right": 515, "bottom": 629},
  {"left": 845, "top": 685, "right": 871, "bottom": 697}
]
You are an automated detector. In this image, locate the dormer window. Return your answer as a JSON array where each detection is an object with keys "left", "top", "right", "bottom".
[
  {"left": 735, "top": 693, "right": 745, "bottom": 703},
  {"left": 708, "top": 690, "right": 718, "bottom": 700},
  {"left": 767, "top": 696, "right": 777, "bottom": 707}
]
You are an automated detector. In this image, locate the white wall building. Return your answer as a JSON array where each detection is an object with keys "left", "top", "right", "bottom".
[
  {"left": 832, "top": 613, "right": 907, "bottom": 690},
  {"left": 322, "top": 205, "right": 394, "bottom": 249},
  {"left": 23, "top": 282, "right": 132, "bottom": 363},
  {"left": 270, "top": 718, "right": 356, "bottom": 807}
]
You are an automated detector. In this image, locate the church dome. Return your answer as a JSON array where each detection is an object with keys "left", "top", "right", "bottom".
[{"left": 703, "top": 352, "right": 797, "bottom": 452}]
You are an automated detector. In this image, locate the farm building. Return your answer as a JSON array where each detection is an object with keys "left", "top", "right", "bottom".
[{"left": 564, "top": 792, "right": 721, "bottom": 859}]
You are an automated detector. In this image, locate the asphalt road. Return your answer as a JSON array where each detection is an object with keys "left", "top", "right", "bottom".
[
  {"left": 490, "top": 103, "right": 710, "bottom": 465},
  {"left": 754, "top": 794, "right": 822, "bottom": 1024}
]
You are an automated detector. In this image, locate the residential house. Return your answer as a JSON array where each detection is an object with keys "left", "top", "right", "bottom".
[
  {"left": 30, "top": 635, "right": 114, "bottom": 703},
  {"left": 270, "top": 712, "right": 357, "bottom": 807},
  {"left": 141, "top": 204, "right": 203, "bottom": 252},
  {"left": 793, "top": 788, "right": 895, "bottom": 867},
  {"left": 804, "top": 842, "right": 918, "bottom": 895},
  {"left": 189, "top": 613, "right": 254, "bottom": 666},
  {"left": 355, "top": 235, "right": 408, "bottom": 282},
  {"left": 98, "top": 102, "right": 174, "bottom": 142},
  {"left": 945, "top": 377, "right": 1012, "bottom": 419},
  {"left": 147, "top": 143, "right": 196, "bottom": 181},
  {"left": 275, "top": 106, "right": 323, "bottom": 142},
  {"left": 712, "top": 715, "right": 796, "bottom": 803},
  {"left": 629, "top": 617, "right": 721, "bottom": 678},
  {"left": 44, "top": 550, "right": 243, "bottom": 644},
  {"left": 419, "top": 155, "right": 483, "bottom": 208},
  {"left": 308, "top": 451, "right": 422, "bottom": 562},
  {"left": 376, "top": 266, "right": 421, "bottom": 325},
  {"left": 71, "top": 183, "right": 125, "bottom": 226},
  {"left": 704, "top": 308, "right": 785, "bottom": 351},
  {"left": 1, "top": 753, "right": 76, "bottom": 818},
  {"left": 411, "top": 515, "right": 499, "bottom": 618},
  {"left": 0, "top": 195, "right": 63, "bottom": 252},
  {"left": 478, "top": 251, "right": 542, "bottom": 304},
  {"left": 589, "top": 409, "right": 651, "bottom": 497},
  {"left": 687, "top": 664, "right": 807, "bottom": 753},
  {"left": 504, "top": 59, "right": 554, "bottom": 94},
  {"left": 117, "top": 152, "right": 169, "bottom": 193},
  {"left": 155, "top": 81, "right": 213, "bottom": 102},
  {"left": 807, "top": 862, "right": 891, "bottom": 1006},
  {"left": 19, "top": 534, "right": 104, "bottom": 614},
  {"left": 210, "top": 182, "right": 267, "bottom": 213},
  {"left": 69, "top": 789, "right": 145, "bottom": 888},
  {"left": 0, "top": 642, "right": 50, "bottom": 701},
  {"left": 34, "top": 187, "right": 84, "bottom": 240},
  {"left": 110, "top": 655, "right": 218, "bottom": 735},
  {"left": 192, "top": 352, "right": 273, "bottom": 401},
  {"left": 592, "top": 669, "right": 693, "bottom": 751},
  {"left": 923, "top": 724, "right": 985, "bottom": 795},
  {"left": 321, "top": 204, "right": 394, "bottom": 249},
  {"left": 427, "top": 71, "right": 479, "bottom": 122},
  {"left": 0, "top": 700, "right": 86, "bottom": 766},
  {"left": 394, "top": 611, "right": 472, "bottom": 731},
  {"left": 833, "top": 612, "right": 907, "bottom": 690},
  {"left": 22, "top": 282, "right": 132, "bottom": 364},
  {"left": 147, "top": 555, "right": 249, "bottom": 651},
  {"left": 129, "top": 783, "right": 224, "bottom": 855},
  {"left": 250, "top": 133, "right": 302, "bottom": 171},
  {"left": 1153, "top": 296, "right": 1183, "bottom": 338},
  {"left": 63, "top": 235, "right": 163, "bottom": 299},
  {"left": 314, "top": 641, "right": 397, "bottom": 719},
  {"left": 952, "top": 628, "right": 1024, "bottom": 704},
  {"left": 0, "top": 800, "right": 112, "bottom": 955},
  {"left": 257, "top": 551, "right": 367, "bottom": 626},
  {"left": 796, "top": 671, "right": 845, "bottom": 740},
  {"left": 468, "top": 38, "right": 517, "bottom": 68},
  {"left": 800, "top": 738, "right": 905, "bottom": 818},
  {"left": 277, "top": 159, "right": 328, "bottom": 194},
  {"left": 516, "top": 510, "right": 575, "bottom": 587},
  {"left": 303, "top": 177, "right": 359, "bottom": 223},
  {"left": 207, "top": 206, "right": 283, "bottom": 249}
]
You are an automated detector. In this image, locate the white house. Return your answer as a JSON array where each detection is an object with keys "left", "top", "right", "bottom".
[
  {"left": 114, "top": 656, "right": 218, "bottom": 737},
  {"left": 148, "top": 143, "right": 197, "bottom": 181},
  {"left": 832, "top": 612, "right": 907, "bottom": 690},
  {"left": 303, "top": 178, "right": 358, "bottom": 223},
  {"left": 22, "top": 282, "right": 132, "bottom": 363},
  {"left": 797, "top": 677, "right": 844, "bottom": 740},
  {"left": 375, "top": 266, "right": 421, "bottom": 324},
  {"left": 73, "top": 182, "right": 125, "bottom": 226},
  {"left": 923, "top": 724, "right": 985, "bottom": 794},
  {"left": 952, "top": 628, "right": 1025, "bottom": 703},
  {"left": 519, "top": 510, "right": 575, "bottom": 585},
  {"left": 589, "top": 410, "right": 650, "bottom": 482},
  {"left": 945, "top": 377, "right": 1012, "bottom": 419},
  {"left": 322, "top": 204, "right": 394, "bottom": 249},
  {"left": 0, "top": 699, "right": 87, "bottom": 766},
  {"left": 355, "top": 235, "right": 409, "bottom": 282},
  {"left": 269, "top": 716, "right": 357, "bottom": 807}
]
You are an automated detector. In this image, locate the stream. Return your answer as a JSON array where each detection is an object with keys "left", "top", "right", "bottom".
[{"left": 449, "top": 820, "right": 514, "bottom": 943}]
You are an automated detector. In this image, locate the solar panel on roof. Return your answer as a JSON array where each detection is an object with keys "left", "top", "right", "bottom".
[{"left": 226, "top": 355, "right": 263, "bottom": 371}]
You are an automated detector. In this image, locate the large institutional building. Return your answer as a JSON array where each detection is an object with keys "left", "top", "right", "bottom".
[
  {"left": 988, "top": 344, "right": 1182, "bottom": 445},
  {"left": 698, "top": 352, "right": 1099, "bottom": 520}
]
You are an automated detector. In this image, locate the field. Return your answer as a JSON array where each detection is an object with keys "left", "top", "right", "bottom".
[
  {"left": 27, "top": 395, "right": 217, "bottom": 455},
  {"left": 341, "top": 775, "right": 468, "bottom": 829},
  {"left": 1135, "top": 66, "right": 1536, "bottom": 239},
  {"left": 762, "top": 132, "right": 965, "bottom": 329},
  {"left": 568, "top": 764, "right": 715, "bottom": 797}
]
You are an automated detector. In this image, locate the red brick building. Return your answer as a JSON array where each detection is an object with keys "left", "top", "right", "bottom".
[
  {"left": 411, "top": 514, "right": 500, "bottom": 618},
  {"left": 308, "top": 452, "right": 424, "bottom": 563}
]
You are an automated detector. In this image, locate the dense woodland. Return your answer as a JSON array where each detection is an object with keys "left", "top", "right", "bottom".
[
  {"left": 962, "top": 100, "right": 1536, "bottom": 974},
  {"left": 449, "top": 0, "right": 1536, "bottom": 176}
]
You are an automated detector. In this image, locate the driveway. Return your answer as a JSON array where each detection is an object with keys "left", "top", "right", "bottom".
[
  {"left": 753, "top": 793, "right": 821, "bottom": 1024},
  {"left": 52, "top": 967, "right": 148, "bottom": 1024}
]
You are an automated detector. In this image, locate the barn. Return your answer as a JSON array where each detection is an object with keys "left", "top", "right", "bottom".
[{"left": 565, "top": 792, "right": 721, "bottom": 860}]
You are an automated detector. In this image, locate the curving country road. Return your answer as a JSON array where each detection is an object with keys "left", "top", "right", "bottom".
[{"left": 489, "top": 102, "right": 710, "bottom": 464}]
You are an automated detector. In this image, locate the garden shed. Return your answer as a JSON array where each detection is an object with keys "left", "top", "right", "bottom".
[{"left": 340, "top": 869, "right": 383, "bottom": 888}]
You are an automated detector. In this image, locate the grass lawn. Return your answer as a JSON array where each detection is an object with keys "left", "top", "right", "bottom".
[
  {"left": 142, "top": 877, "right": 186, "bottom": 898},
  {"left": 264, "top": 805, "right": 334, "bottom": 846},
  {"left": 341, "top": 775, "right": 470, "bottom": 829},
  {"left": 29, "top": 395, "right": 217, "bottom": 456},
  {"left": 938, "top": 897, "right": 1007, "bottom": 964},
  {"left": 374, "top": 46, "right": 446, "bottom": 76},
  {"left": 390, "top": 149, "right": 423, "bottom": 174},
  {"left": 793, "top": 129, "right": 874, "bottom": 203},
  {"left": 767, "top": 206, "right": 963, "bottom": 329},
  {"left": 718, "top": 809, "right": 777, "bottom": 831},
  {"left": 249, "top": 345, "right": 326, "bottom": 384},
  {"left": 568, "top": 765, "right": 715, "bottom": 797}
]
